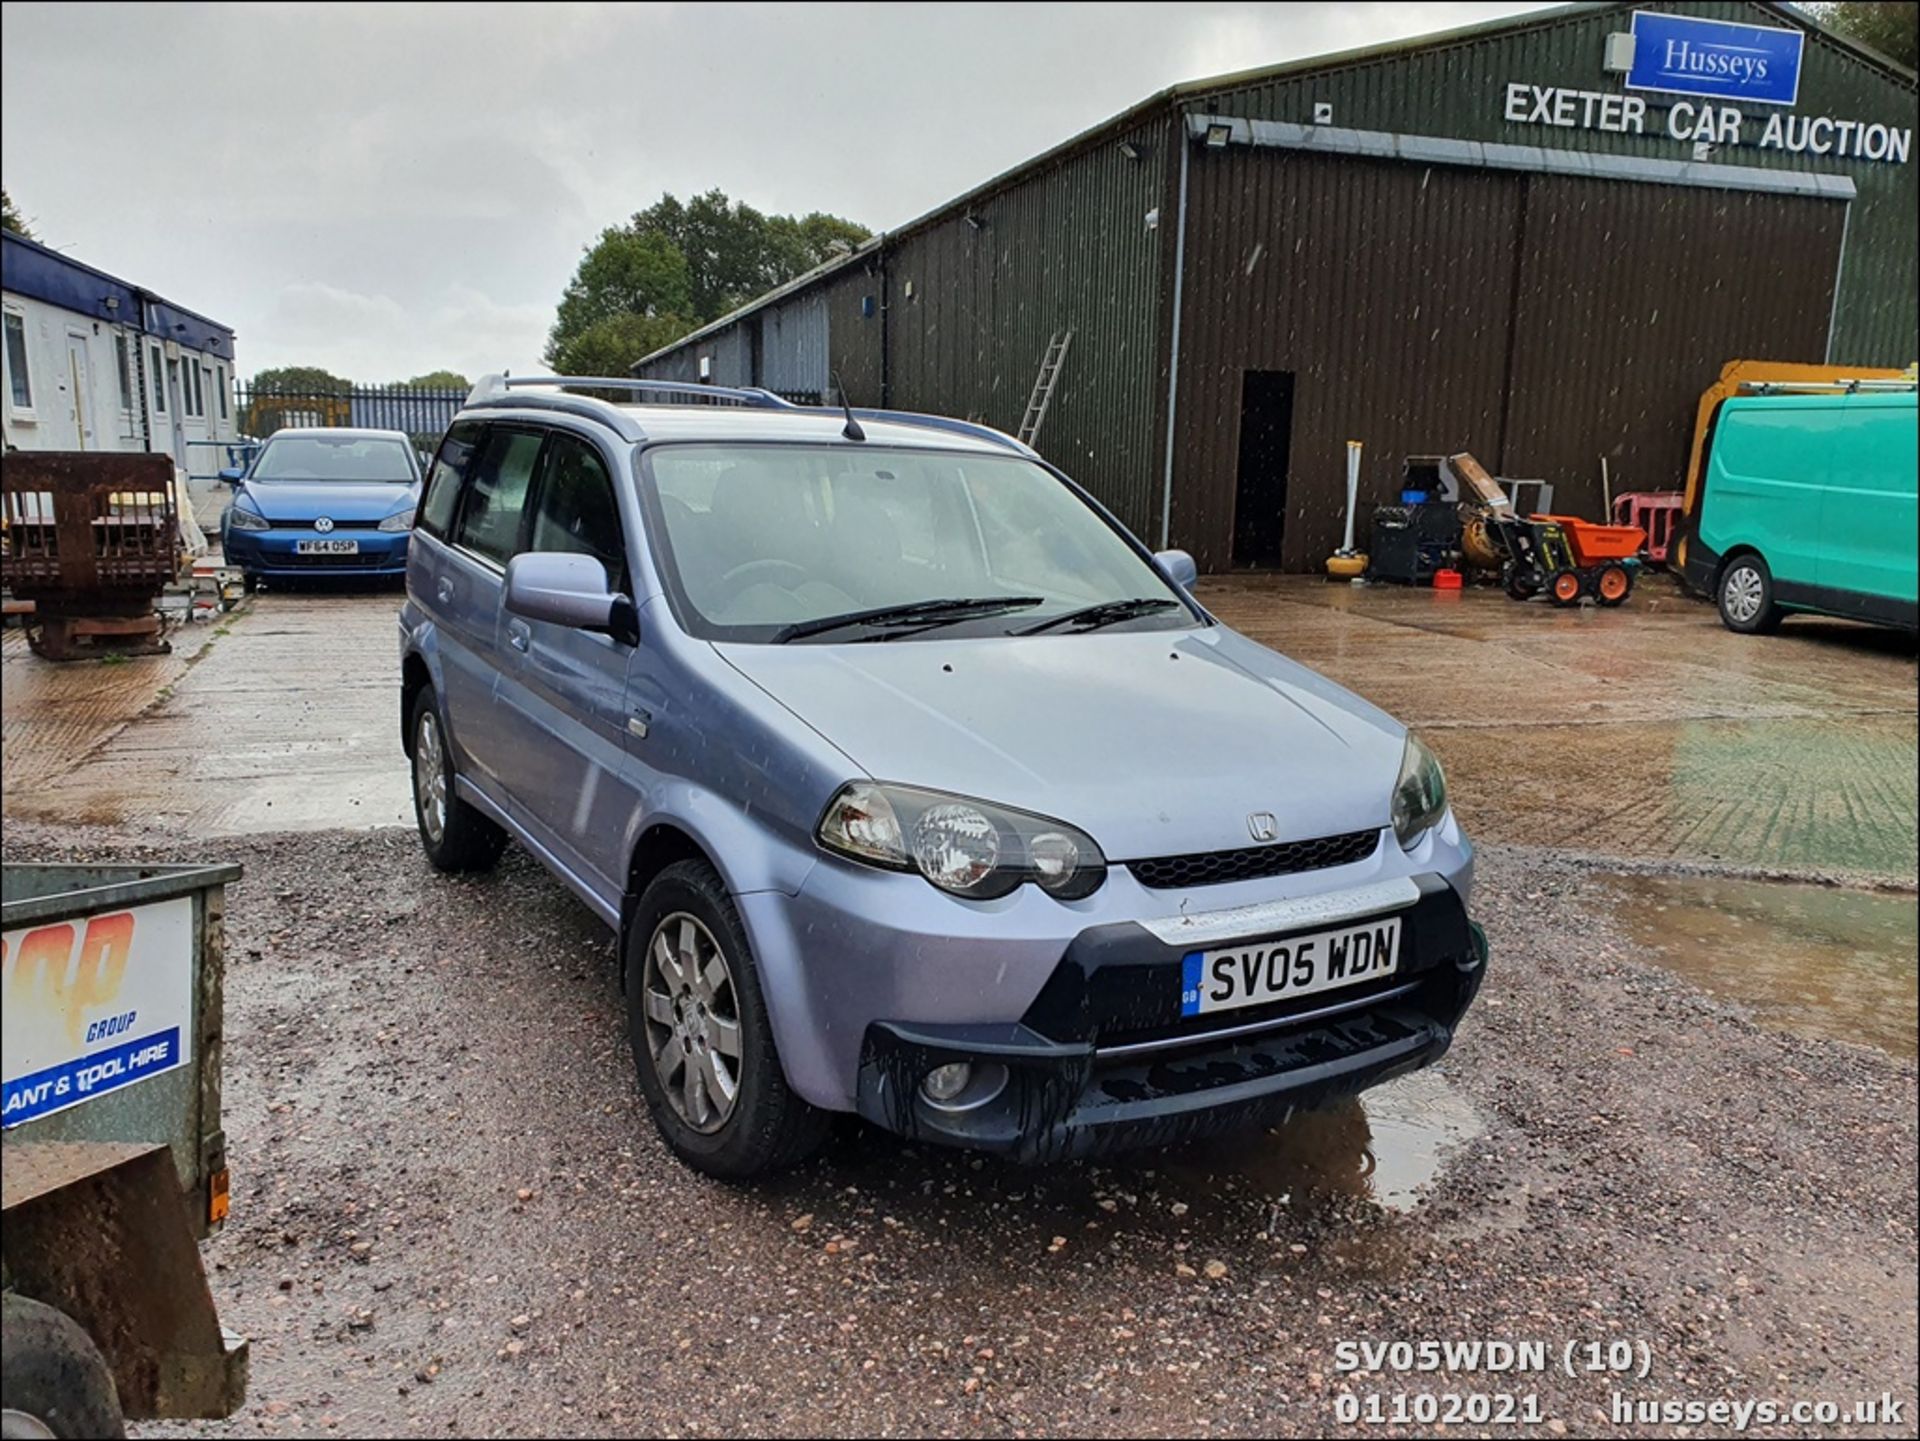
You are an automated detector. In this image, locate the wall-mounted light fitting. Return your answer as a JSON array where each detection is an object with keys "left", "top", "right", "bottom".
[
  {"left": 1118, "top": 140, "right": 1142, "bottom": 161},
  {"left": 1204, "top": 123, "right": 1232, "bottom": 149}
]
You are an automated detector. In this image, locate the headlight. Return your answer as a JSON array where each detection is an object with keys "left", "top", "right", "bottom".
[
  {"left": 226, "top": 501, "right": 268, "bottom": 532},
  {"left": 378, "top": 506, "right": 416, "bottom": 532},
  {"left": 1391, "top": 733, "right": 1448, "bottom": 848},
  {"left": 817, "top": 782, "right": 1106, "bottom": 900}
]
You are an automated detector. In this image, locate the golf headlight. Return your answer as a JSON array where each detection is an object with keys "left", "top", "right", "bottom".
[
  {"left": 227, "top": 501, "right": 268, "bottom": 531},
  {"left": 817, "top": 782, "right": 1106, "bottom": 900},
  {"left": 378, "top": 506, "right": 416, "bottom": 532},
  {"left": 1391, "top": 733, "right": 1448, "bottom": 848}
]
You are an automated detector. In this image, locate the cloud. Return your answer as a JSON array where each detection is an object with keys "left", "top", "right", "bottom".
[{"left": 4, "top": 1, "right": 1545, "bottom": 383}]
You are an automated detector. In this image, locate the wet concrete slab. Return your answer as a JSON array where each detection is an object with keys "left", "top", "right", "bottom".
[
  {"left": 1, "top": 614, "right": 226, "bottom": 796},
  {"left": 5, "top": 592, "right": 411, "bottom": 835},
  {"left": 1605, "top": 873, "right": 1918, "bottom": 1059},
  {"left": 1201, "top": 575, "right": 1919, "bottom": 883}
]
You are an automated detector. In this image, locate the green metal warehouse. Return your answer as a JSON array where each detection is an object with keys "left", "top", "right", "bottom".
[{"left": 632, "top": 1, "right": 1918, "bottom": 573}]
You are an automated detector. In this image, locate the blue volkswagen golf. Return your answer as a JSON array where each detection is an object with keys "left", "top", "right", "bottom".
[
  {"left": 400, "top": 377, "right": 1485, "bottom": 1179},
  {"left": 221, "top": 428, "right": 422, "bottom": 586}
]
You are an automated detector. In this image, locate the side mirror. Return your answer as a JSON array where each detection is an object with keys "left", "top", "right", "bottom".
[
  {"left": 505, "top": 552, "right": 638, "bottom": 642},
  {"left": 1155, "top": 548, "right": 1198, "bottom": 590},
  {"left": 218, "top": 467, "right": 245, "bottom": 484}
]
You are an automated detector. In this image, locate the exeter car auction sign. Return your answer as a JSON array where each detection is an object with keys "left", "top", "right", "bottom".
[
  {"left": 2, "top": 896, "right": 195, "bottom": 1126},
  {"left": 1626, "top": 10, "right": 1803, "bottom": 107},
  {"left": 1501, "top": 10, "right": 1911, "bottom": 165}
]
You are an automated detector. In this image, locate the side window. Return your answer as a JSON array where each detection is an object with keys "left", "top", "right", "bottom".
[
  {"left": 453, "top": 427, "right": 544, "bottom": 566},
  {"left": 419, "top": 421, "right": 482, "bottom": 539},
  {"left": 150, "top": 346, "right": 167, "bottom": 412},
  {"left": 527, "top": 434, "right": 627, "bottom": 589}
]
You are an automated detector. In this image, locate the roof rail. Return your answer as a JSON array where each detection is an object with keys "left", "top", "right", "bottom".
[
  {"left": 467, "top": 374, "right": 797, "bottom": 409},
  {"left": 1738, "top": 378, "right": 1918, "bottom": 394},
  {"left": 847, "top": 408, "right": 1035, "bottom": 457}
]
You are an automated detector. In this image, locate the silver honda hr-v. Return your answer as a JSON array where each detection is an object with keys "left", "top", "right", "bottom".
[{"left": 399, "top": 376, "right": 1485, "bottom": 1178}]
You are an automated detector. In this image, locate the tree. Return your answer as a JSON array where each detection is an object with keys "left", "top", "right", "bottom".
[
  {"left": 545, "top": 228, "right": 692, "bottom": 368},
  {"left": 547, "top": 311, "right": 695, "bottom": 379},
  {"left": 399, "top": 370, "right": 470, "bottom": 391},
  {"left": 545, "top": 189, "right": 871, "bottom": 371},
  {"left": 248, "top": 366, "right": 352, "bottom": 394},
  {"left": 1, "top": 186, "right": 33, "bottom": 239},
  {"left": 1809, "top": 1, "right": 1917, "bottom": 69}
]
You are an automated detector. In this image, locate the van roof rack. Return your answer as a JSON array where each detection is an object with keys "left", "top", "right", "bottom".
[{"left": 1738, "top": 378, "right": 1918, "bottom": 394}]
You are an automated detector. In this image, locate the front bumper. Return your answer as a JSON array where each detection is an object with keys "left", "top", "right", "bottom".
[
  {"left": 848, "top": 873, "right": 1485, "bottom": 1162},
  {"left": 223, "top": 526, "right": 410, "bottom": 577}
]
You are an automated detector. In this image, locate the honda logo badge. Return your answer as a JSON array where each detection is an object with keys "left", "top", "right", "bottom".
[{"left": 1247, "top": 812, "right": 1277, "bottom": 842}]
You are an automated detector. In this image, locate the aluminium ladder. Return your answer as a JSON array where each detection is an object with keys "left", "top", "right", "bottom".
[{"left": 1017, "top": 330, "right": 1074, "bottom": 447}]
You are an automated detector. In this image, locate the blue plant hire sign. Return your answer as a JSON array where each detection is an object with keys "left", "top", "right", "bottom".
[{"left": 1627, "top": 10, "right": 1804, "bottom": 108}]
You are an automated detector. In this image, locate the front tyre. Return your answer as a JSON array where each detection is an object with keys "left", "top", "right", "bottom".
[
  {"left": 626, "top": 860, "right": 828, "bottom": 1179},
  {"left": 1717, "top": 554, "right": 1781, "bottom": 634},
  {"left": 0, "top": 1294, "right": 126, "bottom": 1439},
  {"left": 408, "top": 687, "right": 507, "bottom": 872}
]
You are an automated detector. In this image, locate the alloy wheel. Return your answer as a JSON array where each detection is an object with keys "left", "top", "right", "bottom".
[
  {"left": 642, "top": 913, "right": 743, "bottom": 1133},
  {"left": 414, "top": 710, "right": 447, "bottom": 844}
]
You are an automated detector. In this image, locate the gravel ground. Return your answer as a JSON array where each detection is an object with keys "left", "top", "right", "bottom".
[{"left": 5, "top": 821, "right": 1914, "bottom": 1439}]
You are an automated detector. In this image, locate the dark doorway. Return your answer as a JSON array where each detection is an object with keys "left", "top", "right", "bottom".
[{"left": 1231, "top": 370, "right": 1294, "bottom": 568}]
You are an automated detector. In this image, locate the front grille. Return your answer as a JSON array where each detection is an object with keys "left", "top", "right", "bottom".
[{"left": 1127, "top": 828, "right": 1381, "bottom": 889}]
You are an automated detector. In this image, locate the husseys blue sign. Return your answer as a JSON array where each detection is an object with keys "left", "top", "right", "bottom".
[{"left": 1627, "top": 10, "right": 1804, "bottom": 108}]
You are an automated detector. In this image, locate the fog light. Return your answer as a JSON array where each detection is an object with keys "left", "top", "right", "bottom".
[{"left": 921, "top": 1062, "right": 973, "bottom": 1103}]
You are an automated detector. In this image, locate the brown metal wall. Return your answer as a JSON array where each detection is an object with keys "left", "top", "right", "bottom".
[
  {"left": 1170, "top": 147, "right": 1851, "bottom": 570},
  {"left": 1501, "top": 177, "right": 1845, "bottom": 518},
  {"left": 885, "top": 113, "right": 1170, "bottom": 539},
  {"left": 1171, "top": 148, "right": 1525, "bottom": 573}
]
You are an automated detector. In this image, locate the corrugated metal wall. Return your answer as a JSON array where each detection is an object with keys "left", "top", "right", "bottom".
[
  {"left": 1201, "top": 0, "right": 1916, "bottom": 365},
  {"left": 1501, "top": 177, "right": 1845, "bottom": 514},
  {"left": 1171, "top": 149, "right": 1525, "bottom": 572},
  {"left": 1169, "top": 148, "right": 1849, "bottom": 571},
  {"left": 885, "top": 113, "right": 1170, "bottom": 539},
  {"left": 758, "top": 291, "right": 830, "bottom": 397}
]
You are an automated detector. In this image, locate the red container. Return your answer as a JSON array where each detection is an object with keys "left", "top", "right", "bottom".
[
  {"left": 1611, "top": 491, "right": 1683, "bottom": 564},
  {"left": 1432, "top": 568, "right": 1464, "bottom": 589}
]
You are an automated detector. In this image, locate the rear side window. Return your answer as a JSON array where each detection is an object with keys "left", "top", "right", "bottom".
[
  {"left": 454, "top": 428, "right": 545, "bottom": 565},
  {"left": 528, "top": 434, "right": 627, "bottom": 590},
  {"left": 419, "top": 421, "right": 481, "bottom": 538}
]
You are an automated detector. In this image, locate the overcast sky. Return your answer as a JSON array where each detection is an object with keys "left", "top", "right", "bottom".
[{"left": 4, "top": 1, "right": 1543, "bottom": 384}]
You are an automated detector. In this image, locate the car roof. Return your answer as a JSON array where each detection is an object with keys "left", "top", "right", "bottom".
[{"left": 262, "top": 427, "right": 415, "bottom": 443}]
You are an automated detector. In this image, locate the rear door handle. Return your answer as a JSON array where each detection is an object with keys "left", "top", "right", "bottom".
[{"left": 507, "top": 619, "right": 531, "bottom": 653}]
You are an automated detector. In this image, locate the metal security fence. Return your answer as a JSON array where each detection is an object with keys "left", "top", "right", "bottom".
[{"left": 231, "top": 384, "right": 466, "bottom": 453}]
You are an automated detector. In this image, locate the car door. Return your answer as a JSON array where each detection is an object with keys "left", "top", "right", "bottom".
[
  {"left": 1816, "top": 394, "right": 1917, "bottom": 618},
  {"left": 436, "top": 423, "right": 547, "bottom": 797},
  {"left": 492, "top": 429, "right": 642, "bottom": 898}
]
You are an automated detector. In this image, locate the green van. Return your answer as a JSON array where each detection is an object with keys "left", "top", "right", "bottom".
[{"left": 1681, "top": 384, "right": 1918, "bottom": 635}]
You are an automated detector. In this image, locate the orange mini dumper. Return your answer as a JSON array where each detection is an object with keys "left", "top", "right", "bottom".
[{"left": 1491, "top": 513, "right": 1646, "bottom": 607}]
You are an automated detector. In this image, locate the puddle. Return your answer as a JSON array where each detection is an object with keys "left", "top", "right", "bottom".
[
  {"left": 1165, "top": 1070, "right": 1486, "bottom": 1213},
  {"left": 1609, "top": 874, "right": 1918, "bottom": 1059}
]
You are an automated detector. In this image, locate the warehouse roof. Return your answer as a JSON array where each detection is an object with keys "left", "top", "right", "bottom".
[{"left": 634, "top": 0, "right": 1913, "bottom": 374}]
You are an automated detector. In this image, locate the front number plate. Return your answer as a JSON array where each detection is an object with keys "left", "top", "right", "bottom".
[
  {"left": 296, "top": 538, "right": 359, "bottom": 554},
  {"left": 1180, "top": 915, "right": 1401, "bottom": 1017}
]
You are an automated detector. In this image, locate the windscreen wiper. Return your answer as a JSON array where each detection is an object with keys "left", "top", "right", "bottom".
[
  {"left": 774, "top": 596, "right": 1045, "bottom": 644},
  {"left": 1015, "top": 597, "right": 1181, "bottom": 636}
]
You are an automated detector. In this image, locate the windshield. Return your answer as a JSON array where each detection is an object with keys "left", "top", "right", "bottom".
[
  {"left": 643, "top": 443, "right": 1195, "bottom": 643},
  {"left": 252, "top": 435, "right": 416, "bottom": 483}
]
